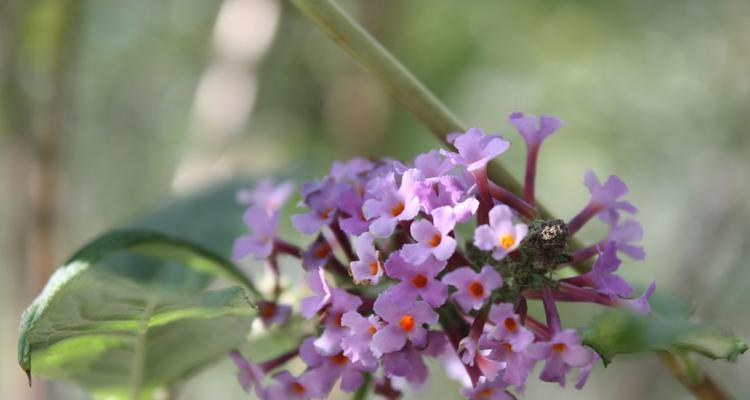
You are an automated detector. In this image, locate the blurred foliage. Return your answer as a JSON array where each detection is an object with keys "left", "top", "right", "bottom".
[{"left": 2, "top": 0, "right": 750, "bottom": 399}]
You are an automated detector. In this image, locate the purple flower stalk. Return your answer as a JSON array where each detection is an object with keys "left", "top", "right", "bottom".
[{"left": 228, "top": 117, "right": 655, "bottom": 399}]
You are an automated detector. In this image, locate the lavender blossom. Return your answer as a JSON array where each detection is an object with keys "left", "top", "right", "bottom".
[
  {"left": 371, "top": 295, "right": 438, "bottom": 355},
  {"left": 474, "top": 205, "right": 528, "bottom": 260},
  {"left": 237, "top": 178, "right": 295, "bottom": 215},
  {"left": 349, "top": 232, "right": 383, "bottom": 284},
  {"left": 383, "top": 251, "right": 448, "bottom": 307},
  {"left": 363, "top": 169, "right": 422, "bottom": 237},
  {"left": 442, "top": 266, "right": 503, "bottom": 313},
  {"left": 401, "top": 206, "right": 457, "bottom": 264},
  {"left": 233, "top": 206, "right": 279, "bottom": 260},
  {"left": 527, "top": 329, "right": 595, "bottom": 386},
  {"left": 441, "top": 128, "right": 511, "bottom": 172}
]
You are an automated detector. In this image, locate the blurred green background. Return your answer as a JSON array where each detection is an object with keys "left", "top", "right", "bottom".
[{"left": 1, "top": 0, "right": 748, "bottom": 399}]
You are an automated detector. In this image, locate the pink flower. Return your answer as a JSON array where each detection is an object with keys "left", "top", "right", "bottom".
[
  {"left": 442, "top": 266, "right": 503, "bottom": 313},
  {"left": 474, "top": 205, "right": 528, "bottom": 260}
]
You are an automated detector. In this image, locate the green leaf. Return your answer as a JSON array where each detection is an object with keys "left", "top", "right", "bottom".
[
  {"left": 583, "top": 309, "right": 748, "bottom": 366},
  {"left": 18, "top": 229, "right": 260, "bottom": 399}
]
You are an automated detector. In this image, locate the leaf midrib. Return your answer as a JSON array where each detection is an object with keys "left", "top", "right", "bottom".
[{"left": 130, "top": 298, "right": 157, "bottom": 400}]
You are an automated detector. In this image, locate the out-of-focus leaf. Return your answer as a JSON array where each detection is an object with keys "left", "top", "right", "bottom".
[
  {"left": 18, "top": 230, "right": 259, "bottom": 399},
  {"left": 583, "top": 309, "right": 748, "bottom": 366}
]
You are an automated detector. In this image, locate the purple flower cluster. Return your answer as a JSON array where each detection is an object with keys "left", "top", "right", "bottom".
[{"left": 230, "top": 114, "right": 653, "bottom": 399}]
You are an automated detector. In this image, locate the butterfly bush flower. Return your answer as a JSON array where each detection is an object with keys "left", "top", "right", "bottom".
[
  {"left": 233, "top": 206, "right": 279, "bottom": 260},
  {"left": 401, "top": 206, "right": 457, "bottom": 264},
  {"left": 363, "top": 169, "right": 422, "bottom": 237},
  {"left": 383, "top": 251, "right": 448, "bottom": 307},
  {"left": 474, "top": 205, "right": 528, "bottom": 260},
  {"left": 228, "top": 113, "right": 654, "bottom": 399},
  {"left": 443, "top": 266, "right": 503, "bottom": 313}
]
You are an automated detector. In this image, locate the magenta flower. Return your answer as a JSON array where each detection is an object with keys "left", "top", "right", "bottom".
[
  {"left": 349, "top": 232, "right": 383, "bottom": 284},
  {"left": 338, "top": 186, "right": 369, "bottom": 235},
  {"left": 509, "top": 112, "right": 562, "bottom": 147},
  {"left": 362, "top": 169, "right": 422, "bottom": 237},
  {"left": 442, "top": 266, "right": 503, "bottom": 313},
  {"left": 383, "top": 251, "right": 448, "bottom": 307},
  {"left": 401, "top": 206, "right": 457, "bottom": 264},
  {"left": 341, "top": 311, "right": 383, "bottom": 368},
  {"left": 292, "top": 179, "right": 347, "bottom": 235},
  {"left": 300, "top": 267, "right": 332, "bottom": 318},
  {"left": 237, "top": 178, "right": 294, "bottom": 215},
  {"left": 527, "top": 329, "right": 595, "bottom": 386},
  {"left": 586, "top": 241, "right": 633, "bottom": 297},
  {"left": 474, "top": 205, "right": 528, "bottom": 260},
  {"left": 370, "top": 295, "right": 438, "bottom": 355},
  {"left": 441, "top": 128, "right": 511, "bottom": 172},
  {"left": 313, "top": 287, "right": 363, "bottom": 355},
  {"left": 262, "top": 369, "right": 325, "bottom": 400},
  {"left": 233, "top": 206, "right": 278, "bottom": 261},
  {"left": 460, "top": 378, "right": 513, "bottom": 400}
]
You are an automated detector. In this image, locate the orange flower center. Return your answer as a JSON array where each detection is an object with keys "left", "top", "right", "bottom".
[
  {"left": 331, "top": 352, "right": 349, "bottom": 365},
  {"left": 411, "top": 273, "right": 428, "bottom": 288},
  {"left": 260, "top": 303, "right": 277, "bottom": 319},
  {"left": 399, "top": 314, "right": 415, "bottom": 332},
  {"left": 468, "top": 281, "right": 485, "bottom": 298},
  {"left": 477, "top": 388, "right": 494, "bottom": 398},
  {"left": 368, "top": 325, "right": 377, "bottom": 335},
  {"left": 504, "top": 317, "right": 517, "bottom": 332},
  {"left": 552, "top": 343, "right": 567, "bottom": 353},
  {"left": 320, "top": 208, "right": 332, "bottom": 220},
  {"left": 334, "top": 313, "right": 344, "bottom": 327},
  {"left": 390, "top": 201, "right": 405, "bottom": 217},
  {"left": 428, "top": 233, "right": 442, "bottom": 247},
  {"left": 314, "top": 243, "right": 331, "bottom": 259},
  {"left": 499, "top": 234, "right": 515, "bottom": 250},
  {"left": 291, "top": 382, "right": 306, "bottom": 394},
  {"left": 369, "top": 261, "right": 379, "bottom": 276},
  {"left": 501, "top": 342, "right": 513, "bottom": 352}
]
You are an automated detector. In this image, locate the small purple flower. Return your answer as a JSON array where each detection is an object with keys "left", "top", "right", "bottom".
[
  {"left": 329, "top": 157, "right": 375, "bottom": 187},
  {"left": 237, "top": 178, "right": 294, "bottom": 215},
  {"left": 370, "top": 295, "right": 438, "bottom": 355},
  {"left": 474, "top": 205, "right": 528, "bottom": 260},
  {"left": 362, "top": 169, "right": 423, "bottom": 237},
  {"left": 292, "top": 179, "right": 347, "bottom": 235},
  {"left": 258, "top": 301, "right": 292, "bottom": 328},
  {"left": 349, "top": 232, "right": 383, "bottom": 284},
  {"left": 574, "top": 353, "right": 599, "bottom": 390},
  {"left": 442, "top": 266, "right": 503, "bottom": 313},
  {"left": 460, "top": 378, "right": 513, "bottom": 400},
  {"left": 487, "top": 303, "right": 535, "bottom": 350},
  {"left": 615, "top": 281, "right": 656, "bottom": 315},
  {"left": 313, "top": 287, "right": 363, "bottom": 355},
  {"left": 229, "top": 350, "right": 264, "bottom": 395},
  {"left": 299, "top": 337, "right": 374, "bottom": 393},
  {"left": 338, "top": 186, "right": 369, "bottom": 236},
  {"left": 382, "top": 345, "right": 429, "bottom": 389},
  {"left": 441, "top": 128, "right": 510, "bottom": 172},
  {"left": 527, "top": 329, "right": 595, "bottom": 386},
  {"left": 262, "top": 369, "right": 325, "bottom": 400},
  {"left": 577, "top": 169, "right": 638, "bottom": 228},
  {"left": 414, "top": 175, "right": 479, "bottom": 223},
  {"left": 606, "top": 219, "right": 645, "bottom": 260},
  {"left": 588, "top": 241, "right": 633, "bottom": 297},
  {"left": 300, "top": 267, "right": 332, "bottom": 319},
  {"left": 383, "top": 251, "right": 448, "bottom": 307},
  {"left": 401, "top": 206, "right": 457, "bottom": 264},
  {"left": 301, "top": 234, "right": 333, "bottom": 270},
  {"left": 508, "top": 112, "right": 562, "bottom": 147},
  {"left": 233, "top": 206, "right": 279, "bottom": 261},
  {"left": 414, "top": 149, "right": 454, "bottom": 178},
  {"left": 341, "top": 311, "right": 383, "bottom": 368}
]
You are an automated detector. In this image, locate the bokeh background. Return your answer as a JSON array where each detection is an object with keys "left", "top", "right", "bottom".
[{"left": 1, "top": 0, "right": 749, "bottom": 399}]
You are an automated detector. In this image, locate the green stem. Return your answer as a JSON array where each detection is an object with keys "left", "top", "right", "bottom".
[
  {"left": 352, "top": 372, "right": 371, "bottom": 400},
  {"left": 289, "top": 0, "right": 591, "bottom": 272},
  {"left": 290, "top": 1, "right": 732, "bottom": 399}
]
